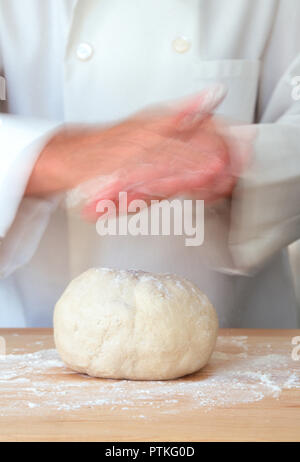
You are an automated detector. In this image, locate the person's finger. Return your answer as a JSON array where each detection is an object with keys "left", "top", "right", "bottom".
[
  {"left": 142, "top": 84, "right": 227, "bottom": 137},
  {"left": 173, "top": 83, "right": 227, "bottom": 132}
]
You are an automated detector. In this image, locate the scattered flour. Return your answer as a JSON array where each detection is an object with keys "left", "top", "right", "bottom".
[{"left": 0, "top": 335, "right": 299, "bottom": 417}]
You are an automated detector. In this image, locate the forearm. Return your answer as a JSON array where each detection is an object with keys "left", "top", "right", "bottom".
[
  {"left": 25, "top": 126, "right": 97, "bottom": 197},
  {"left": 25, "top": 123, "right": 140, "bottom": 197}
]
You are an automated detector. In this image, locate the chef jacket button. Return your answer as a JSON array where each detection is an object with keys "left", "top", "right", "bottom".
[
  {"left": 76, "top": 42, "right": 93, "bottom": 61},
  {"left": 172, "top": 36, "right": 191, "bottom": 53}
]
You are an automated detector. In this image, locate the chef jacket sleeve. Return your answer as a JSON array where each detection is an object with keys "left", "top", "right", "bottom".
[
  {"left": 214, "top": 0, "right": 300, "bottom": 274},
  {"left": 228, "top": 50, "right": 300, "bottom": 273},
  {"left": 0, "top": 113, "right": 62, "bottom": 277}
]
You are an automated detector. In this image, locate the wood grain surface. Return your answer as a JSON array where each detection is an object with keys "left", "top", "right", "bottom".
[{"left": 0, "top": 328, "right": 299, "bottom": 442}]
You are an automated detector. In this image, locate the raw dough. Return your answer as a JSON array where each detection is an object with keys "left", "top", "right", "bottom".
[{"left": 54, "top": 268, "right": 218, "bottom": 380}]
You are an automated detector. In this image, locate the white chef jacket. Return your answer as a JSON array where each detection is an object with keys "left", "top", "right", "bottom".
[{"left": 0, "top": 0, "right": 300, "bottom": 328}]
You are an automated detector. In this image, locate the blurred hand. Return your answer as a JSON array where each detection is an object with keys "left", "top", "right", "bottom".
[{"left": 26, "top": 85, "right": 252, "bottom": 220}]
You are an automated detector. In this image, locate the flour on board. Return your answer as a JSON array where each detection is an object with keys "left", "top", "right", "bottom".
[{"left": 0, "top": 335, "right": 299, "bottom": 417}]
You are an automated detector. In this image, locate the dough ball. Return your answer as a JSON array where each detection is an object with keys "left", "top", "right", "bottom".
[{"left": 54, "top": 268, "right": 218, "bottom": 380}]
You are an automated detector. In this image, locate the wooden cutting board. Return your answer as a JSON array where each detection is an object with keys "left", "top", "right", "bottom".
[{"left": 0, "top": 328, "right": 299, "bottom": 442}]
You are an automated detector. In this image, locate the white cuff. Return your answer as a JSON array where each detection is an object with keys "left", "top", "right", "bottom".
[
  {"left": 0, "top": 114, "right": 62, "bottom": 276},
  {"left": 229, "top": 123, "right": 300, "bottom": 273}
]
